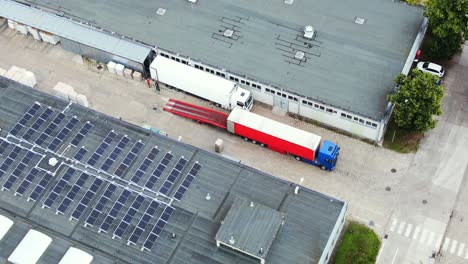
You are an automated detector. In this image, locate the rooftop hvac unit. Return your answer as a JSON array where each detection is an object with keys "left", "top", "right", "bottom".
[{"left": 303, "top": 25, "right": 315, "bottom": 39}]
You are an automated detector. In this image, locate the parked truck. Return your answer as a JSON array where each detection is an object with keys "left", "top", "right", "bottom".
[
  {"left": 150, "top": 56, "right": 253, "bottom": 111},
  {"left": 164, "top": 99, "right": 340, "bottom": 170}
]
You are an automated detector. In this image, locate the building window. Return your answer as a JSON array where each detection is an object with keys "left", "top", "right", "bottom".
[
  {"left": 302, "top": 100, "right": 308, "bottom": 105},
  {"left": 366, "top": 121, "right": 372, "bottom": 126},
  {"left": 245, "top": 81, "right": 250, "bottom": 86},
  {"left": 371, "top": 123, "right": 378, "bottom": 128},
  {"left": 319, "top": 106, "right": 325, "bottom": 110},
  {"left": 216, "top": 72, "right": 221, "bottom": 76},
  {"left": 308, "top": 102, "right": 313, "bottom": 106},
  {"left": 281, "top": 93, "right": 287, "bottom": 98},
  {"left": 341, "top": 113, "right": 346, "bottom": 118},
  {"left": 229, "top": 76, "right": 235, "bottom": 81},
  {"left": 293, "top": 97, "right": 298, "bottom": 102},
  {"left": 171, "top": 56, "right": 176, "bottom": 60},
  {"left": 257, "top": 85, "right": 262, "bottom": 89},
  {"left": 326, "top": 108, "right": 334, "bottom": 113},
  {"left": 288, "top": 95, "right": 293, "bottom": 100},
  {"left": 195, "top": 65, "right": 200, "bottom": 69},
  {"left": 266, "top": 88, "right": 274, "bottom": 94},
  {"left": 210, "top": 69, "right": 215, "bottom": 74},
  {"left": 353, "top": 117, "right": 359, "bottom": 121},
  {"left": 234, "top": 78, "right": 239, "bottom": 82},
  {"left": 220, "top": 73, "right": 226, "bottom": 78},
  {"left": 175, "top": 58, "right": 180, "bottom": 62}
]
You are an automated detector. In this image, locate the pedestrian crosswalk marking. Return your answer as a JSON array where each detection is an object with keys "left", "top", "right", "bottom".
[
  {"left": 404, "top": 224, "right": 412, "bottom": 237},
  {"left": 388, "top": 218, "right": 468, "bottom": 260},
  {"left": 450, "top": 240, "right": 458, "bottom": 254},
  {"left": 398, "top": 222, "right": 406, "bottom": 234},
  {"left": 457, "top": 243, "right": 465, "bottom": 257}
]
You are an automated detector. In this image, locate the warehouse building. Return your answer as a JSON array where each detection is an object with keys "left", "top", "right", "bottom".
[
  {"left": 0, "top": 76, "right": 347, "bottom": 263},
  {"left": 0, "top": 0, "right": 426, "bottom": 142}
]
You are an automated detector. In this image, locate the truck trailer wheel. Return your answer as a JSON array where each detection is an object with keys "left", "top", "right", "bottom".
[
  {"left": 295, "top": 156, "right": 301, "bottom": 161},
  {"left": 243, "top": 137, "right": 249, "bottom": 141},
  {"left": 252, "top": 140, "right": 257, "bottom": 144},
  {"left": 260, "top": 143, "right": 266, "bottom": 147}
]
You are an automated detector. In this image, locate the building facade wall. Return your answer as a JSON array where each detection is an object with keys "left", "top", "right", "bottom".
[{"left": 318, "top": 202, "right": 348, "bottom": 264}]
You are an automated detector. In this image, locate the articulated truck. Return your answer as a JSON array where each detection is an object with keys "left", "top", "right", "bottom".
[
  {"left": 150, "top": 56, "right": 253, "bottom": 111},
  {"left": 164, "top": 100, "right": 340, "bottom": 171}
]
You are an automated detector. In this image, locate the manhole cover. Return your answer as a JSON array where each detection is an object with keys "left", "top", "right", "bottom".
[
  {"left": 369, "top": 220, "right": 375, "bottom": 226},
  {"left": 391, "top": 168, "right": 397, "bottom": 173},
  {"left": 384, "top": 234, "right": 388, "bottom": 239},
  {"left": 422, "top": 200, "right": 428, "bottom": 204},
  {"left": 385, "top": 187, "right": 391, "bottom": 191}
]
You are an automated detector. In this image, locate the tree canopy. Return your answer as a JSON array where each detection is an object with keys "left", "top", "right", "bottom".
[
  {"left": 389, "top": 70, "right": 444, "bottom": 132},
  {"left": 425, "top": 0, "right": 468, "bottom": 59}
]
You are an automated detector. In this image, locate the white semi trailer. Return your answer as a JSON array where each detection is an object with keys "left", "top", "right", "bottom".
[{"left": 150, "top": 56, "right": 253, "bottom": 111}]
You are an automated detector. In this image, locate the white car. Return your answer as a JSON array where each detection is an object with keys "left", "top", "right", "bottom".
[{"left": 416, "top": 61, "right": 445, "bottom": 78}]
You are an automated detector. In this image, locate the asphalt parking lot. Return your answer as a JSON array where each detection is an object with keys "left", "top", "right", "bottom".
[{"left": 1, "top": 24, "right": 467, "bottom": 263}]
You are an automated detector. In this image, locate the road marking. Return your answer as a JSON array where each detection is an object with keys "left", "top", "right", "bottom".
[
  {"left": 450, "top": 240, "right": 458, "bottom": 254},
  {"left": 391, "top": 248, "right": 399, "bottom": 264},
  {"left": 390, "top": 218, "right": 398, "bottom": 232},
  {"left": 412, "top": 226, "right": 421, "bottom": 240},
  {"left": 465, "top": 248, "right": 468, "bottom": 259},
  {"left": 404, "top": 224, "right": 412, "bottom": 237},
  {"left": 443, "top": 238, "right": 450, "bottom": 251},
  {"left": 427, "top": 231, "right": 435, "bottom": 246},
  {"left": 397, "top": 222, "right": 406, "bottom": 235},
  {"left": 419, "top": 229, "right": 428, "bottom": 244},
  {"left": 434, "top": 235, "right": 443, "bottom": 250},
  {"left": 376, "top": 242, "right": 385, "bottom": 263},
  {"left": 457, "top": 243, "right": 465, "bottom": 257}
]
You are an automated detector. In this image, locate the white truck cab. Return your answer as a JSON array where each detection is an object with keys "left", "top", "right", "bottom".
[{"left": 231, "top": 85, "right": 253, "bottom": 111}]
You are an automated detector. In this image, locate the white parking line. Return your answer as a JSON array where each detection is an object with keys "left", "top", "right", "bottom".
[
  {"left": 457, "top": 243, "right": 465, "bottom": 257},
  {"left": 390, "top": 218, "right": 398, "bottom": 232},
  {"left": 465, "top": 248, "right": 468, "bottom": 259},
  {"left": 376, "top": 242, "right": 385, "bottom": 263},
  {"left": 419, "top": 229, "right": 428, "bottom": 244},
  {"left": 443, "top": 238, "right": 451, "bottom": 251},
  {"left": 450, "top": 240, "right": 458, "bottom": 254},
  {"left": 412, "top": 226, "right": 421, "bottom": 240},
  {"left": 404, "top": 224, "right": 412, "bottom": 237},
  {"left": 398, "top": 222, "right": 406, "bottom": 235},
  {"left": 426, "top": 232, "right": 434, "bottom": 246},
  {"left": 391, "top": 248, "right": 399, "bottom": 264}
]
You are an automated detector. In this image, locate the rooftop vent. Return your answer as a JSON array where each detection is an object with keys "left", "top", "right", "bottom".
[
  {"left": 295, "top": 51, "right": 305, "bottom": 60},
  {"left": 187, "top": 0, "right": 198, "bottom": 3},
  {"left": 303, "top": 25, "right": 315, "bottom": 39},
  {"left": 354, "top": 17, "right": 366, "bottom": 25},
  {"left": 223, "top": 29, "right": 234, "bottom": 38},
  {"left": 156, "top": 8, "right": 166, "bottom": 16},
  {"left": 48, "top": 157, "right": 58, "bottom": 167},
  {"left": 284, "top": 0, "right": 294, "bottom": 4}
]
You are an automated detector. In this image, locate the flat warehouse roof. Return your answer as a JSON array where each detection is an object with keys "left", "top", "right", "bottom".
[
  {"left": 10, "top": 0, "right": 424, "bottom": 119},
  {"left": 0, "top": 76, "right": 346, "bottom": 263}
]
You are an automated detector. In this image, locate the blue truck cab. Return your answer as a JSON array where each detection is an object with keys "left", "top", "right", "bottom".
[{"left": 303, "top": 140, "right": 340, "bottom": 171}]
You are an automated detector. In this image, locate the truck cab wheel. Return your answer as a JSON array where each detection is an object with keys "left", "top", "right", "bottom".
[{"left": 320, "top": 165, "right": 326, "bottom": 170}]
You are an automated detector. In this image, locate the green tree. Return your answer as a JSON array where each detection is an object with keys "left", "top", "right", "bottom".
[
  {"left": 424, "top": 0, "right": 468, "bottom": 59},
  {"left": 388, "top": 70, "right": 444, "bottom": 132}
]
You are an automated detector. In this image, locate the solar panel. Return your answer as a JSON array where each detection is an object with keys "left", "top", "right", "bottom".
[
  {"left": 28, "top": 172, "right": 53, "bottom": 202},
  {"left": 158, "top": 157, "right": 187, "bottom": 195},
  {"left": 35, "top": 112, "right": 66, "bottom": 146},
  {"left": 57, "top": 172, "right": 90, "bottom": 214},
  {"left": 2, "top": 151, "right": 36, "bottom": 191},
  {"left": 70, "top": 121, "right": 93, "bottom": 147},
  {"left": 99, "top": 189, "right": 131, "bottom": 233},
  {"left": 74, "top": 147, "right": 87, "bottom": 161},
  {"left": 142, "top": 206, "right": 175, "bottom": 251},
  {"left": 114, "top": 141, "right": 145, "bottom": 177},
  {"left": 16, "top": 167, "right": 41, "bottom": 196},
  {"left": 87, "top": 130, "right": 118, "bottom": 166},
  {"left": 70, "top": 177, "right": 104, "bottom": 221},
  {"left": 113, "top": 195, "right": 145, "bottom": 239},
  {"left": 47, "top": 117, "right": 79, "bottom": 151},
  {"left": 84, "top": 183, "right": 117, "bottom": 227},
  {"left": 42, "top": 167, "right": 76, "bottom": 208},
  {"left": 0, "top": 139, "right": 10, "bottom": 156},
  {"left": 128, "top": 199, "right": 160, "bottom": 245},
  {"left": 22, "top": 107, "right": 53, "bottom": 141},
  {"left": 0, "top": 146, "right": 22, "bottom": 179},
  {"left": 129, "top": 147, "right": 160, "bottom": 184},
  {"left": 10, "top": 102, "right": 41, "bottom": 136},
  {"left": 144, "top": 152, "right": 173, "bottom": 189},
  {"left": 173, "top": 163, "right": 202, "bottom": 201},
  {"left": 100, "top": 136, "right": 130, "bottom": 172}
]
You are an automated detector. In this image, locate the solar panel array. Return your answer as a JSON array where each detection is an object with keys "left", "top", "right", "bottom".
[
  {"left": 114, "top": 141, "right": 145, "bottom": 177},
  {"left": 144, "top": 152, "right": 173, "bottom": 189},
  {"left": 100, "top": 136, "right": 130, "bottom": 172},
  {"left": 173, "top": 163, "right": 202, "bottom": 201},
  {"left": 35, "top": 112, "right": 66, "bottom": 146},
  {"left": 21, "top": 107, "right": 54, "bottom": 141},
  {"left": 158, "top": 157, "right": 188, "bottom": 195},
  {"left": 70, "top": 122, "right": 93, "bottom": 147},
  {"left": 0, "top": 102, "right": 206, "bottom": 254},
  {"left": 130, "top": 147, "right": 159, "bottom": 184},
  {"left": 48, "top": 117, "right": 79, "bottom": 151},
  {"left": 10, "top": 102, "right": 41, "bottom": 136},
  {"left": 87, "top": 130, "right": 118, "bottom": 166}
]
